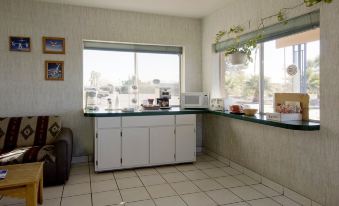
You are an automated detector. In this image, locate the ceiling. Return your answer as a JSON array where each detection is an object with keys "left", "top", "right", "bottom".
[{"left": 35, "top": 0, "right": 231, "bottom": 18}]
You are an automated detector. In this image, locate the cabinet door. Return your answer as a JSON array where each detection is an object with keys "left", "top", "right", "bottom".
[
  {"left": 150, "top": 126, "right": 175, "bottom": 164},
  {"left": 176, "top": 125, "right": 196, "bottom": 162},
  {"left": 97, "top": 129, "right": 121, "bottom": 170},
  {"left": 122, "top": 128, "right": 149, "bottom": 167}
]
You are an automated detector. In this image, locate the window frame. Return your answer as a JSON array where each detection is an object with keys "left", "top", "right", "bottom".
[
  {"left": 83, "top": 41, "right": 183, "bottom": 108},
  {"left": 220, "top": 29, "right": 320, "bottom": 121}
]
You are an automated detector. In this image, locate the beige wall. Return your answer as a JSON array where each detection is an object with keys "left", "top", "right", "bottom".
[
  {"left": 0, "top": 0, "right": 202, "bottom": 156},
  {"left": 202, "top": 0, "right": 339, "bottom": 205}
]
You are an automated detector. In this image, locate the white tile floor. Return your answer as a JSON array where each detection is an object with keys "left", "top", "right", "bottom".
[{"left": 0, "top": 154, "right": 303, "bottom": 206}]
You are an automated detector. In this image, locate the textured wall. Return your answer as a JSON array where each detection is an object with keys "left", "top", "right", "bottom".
[
  {"left": 0, "top": 0, "right": 202, "bottom": 156},
  {"left": 202, "top": 0, "right": 339, "bottom": 205}
]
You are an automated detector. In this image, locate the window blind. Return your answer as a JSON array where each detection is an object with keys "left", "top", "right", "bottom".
[
  {"left": 214, "top": 10, "right": 320, "bottom": 53},
  {"left": 84, "top": 41, "right": 183, "bottom": 54}
]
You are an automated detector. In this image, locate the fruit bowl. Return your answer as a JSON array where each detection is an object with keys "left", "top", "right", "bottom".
[{"left": 243, "top": 108, "right": 258, "bottom": 116}]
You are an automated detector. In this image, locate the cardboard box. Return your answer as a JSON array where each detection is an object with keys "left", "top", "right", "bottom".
[
  {"left": 274, "top": 93, "right": 309, "bottom": 120},
  {"left": 266, "top": 113, "right": 302, "bottom": 122}
]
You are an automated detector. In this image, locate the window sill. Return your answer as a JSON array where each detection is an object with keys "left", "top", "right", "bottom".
[{"left": 208, "top": 110, "right": 320, "bottom": 131}]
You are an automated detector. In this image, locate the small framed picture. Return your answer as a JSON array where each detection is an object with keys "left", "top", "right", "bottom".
[
  {"left": 9, "top": 36, "right": 31, "bottom": 52},
  {"left": 45, "top": 61, "right": 64, "bottom": 81},
  {"left": 43, "top": 37, "right": 65, "bottom": 54}
]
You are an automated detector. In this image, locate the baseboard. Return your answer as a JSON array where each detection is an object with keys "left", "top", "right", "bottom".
[
  {"left": 196, "top": 146, "right": 203, "bottom": 153},
  {"left": 72, "top": 156, "right": 90, "bottom": 164}
]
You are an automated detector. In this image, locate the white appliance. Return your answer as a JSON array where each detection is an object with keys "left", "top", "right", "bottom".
[
  {"left": 181, "top": 92, "right": 209, "bottom": 109},
  {"left": 210, "top": 98, "right": 224, "bottom": 111},
  {"left": 85, "top": 91, "right": 97, "bottom": 110}
]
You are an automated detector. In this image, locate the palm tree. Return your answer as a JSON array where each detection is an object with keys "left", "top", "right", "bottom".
[
  {"left": 224, "top": 71, "right": 245, "bottom": 97},
  {"left": 243, "top": 75, "right": 271, "bottom": 102},
  {"left": 306, "top": 57, "right": 320, "bottom": 95}
]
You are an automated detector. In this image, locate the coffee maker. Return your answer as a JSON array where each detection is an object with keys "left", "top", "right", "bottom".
[
  {"left": 157, "top": 88, "right": 171, "bottom": 108},
  {"left": 85, "top": 90, "right": 98, "bottom": 110}
]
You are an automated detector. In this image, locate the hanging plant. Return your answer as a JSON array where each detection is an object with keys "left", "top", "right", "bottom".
[
  {"left": 215, "top": 25, "right": 261, "bottom": 65},
  {"left": 304, "top": 0, "right": 332, "bottom": 7},
  {"left": 214, "top": 0, "right": 333, "bottom": 66}
]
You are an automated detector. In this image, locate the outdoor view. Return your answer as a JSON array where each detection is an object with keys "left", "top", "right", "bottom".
[
  {"left": 83, "top": 49, "right": 180, "bottom": 109},
  {"left": 224, "top": 29, "right": 320, "bottom": 120}
]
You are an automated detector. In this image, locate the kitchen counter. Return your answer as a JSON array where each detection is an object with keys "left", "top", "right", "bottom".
[
  {"left": 84, "top": 107, "right": 320, "bottom": 131},
  {"left": 83, "top": 107, "right": 207, "bottom": 117},
  {"left": 209, "top": 110, "right": 320, "bottom": 131}
]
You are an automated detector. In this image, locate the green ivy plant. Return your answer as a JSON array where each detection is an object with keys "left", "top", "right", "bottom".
[
  {"left": 215, "top": 0, "right": 333, "bottom": 65},
  {"left": 304, "top": 0, "right": 332, "bottom": 7},
  {"left": 215, "top": 25, "right": 261, "bottom": 64}
]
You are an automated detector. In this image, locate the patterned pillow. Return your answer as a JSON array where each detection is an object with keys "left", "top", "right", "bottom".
[{"left": 0, "top": 116, "right": 62, "bottom": 151}]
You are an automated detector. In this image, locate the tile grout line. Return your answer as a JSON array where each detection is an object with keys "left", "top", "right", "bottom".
[
  {"left": 162, "top": 174, "right": 190, "bottom": 206},
  {"left": 196, "top": 154, "right": 273, "bottom": 205},
  {"left": 195, "top": 155, "right": 249, "bottom": 205},
  {"left": 136, "top": 168, "right": 159, "bottom": 206},
  {"left": 112, "top": 169, "right": 125, "bottom": 206},
  {"left": 180, "top": 156, "right": 244, "bottom": 206},
  {"left": 60, "top": 172, "right": 66, "bottom": 206},
  {"left": 60, "top": 163, "right": 91, "bottom": 205},
  {"left": 197, "top": 157, "right": 248, "bottom": 204},
  {"left": 202, "top": 151, "right": 302, "bottom": 206},
  {"left": 247, "top": 184, "right": 285, "bottom": 205},
  {"left": 67, "top": 154, "right": 302, "bottom": 206},
  {"left": 201, "top": 154, "right": 285, "bottom": 205},
  {"left": 89, "top": 162, "right": 94, "bottom": 206}
]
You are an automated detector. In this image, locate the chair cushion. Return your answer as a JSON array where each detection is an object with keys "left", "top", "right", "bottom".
[
  {"left": 0, "top": 116, "right": 61, "bottom": 151},
  {"left": 0, "top": 145, "right": 56, "bottom": 166}
]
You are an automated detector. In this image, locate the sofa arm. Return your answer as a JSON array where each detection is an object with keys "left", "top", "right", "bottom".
[{"left": 54, "top": 127, "right": 73, "bottom": 184}]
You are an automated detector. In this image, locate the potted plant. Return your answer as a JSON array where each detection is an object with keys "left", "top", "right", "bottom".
[
  {"left": 215, "top": 25, "right": 261, "bottom": 65},
  {"left": 215, "top": 0, "right": 332, "bottom": 66},
  {"left": 304, "top": 0, "right": 332, "bottom": 7}
]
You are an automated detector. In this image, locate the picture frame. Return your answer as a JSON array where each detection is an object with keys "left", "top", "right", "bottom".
[
  {"left": 45, "top": 61, "right": 64, "bottom": 81},
  {"left": 42, "top": 37, "right": 65, "bottom": 54},
  {"left": 9, "top": 36, "right": 31, "bottom": 52}
]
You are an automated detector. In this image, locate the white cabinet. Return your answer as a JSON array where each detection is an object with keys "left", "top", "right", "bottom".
[
  {"left": 96, "top": 128, "right": 121, "bottom": 170},
  {"left": 150, "top": 126, "right": 175, "bottom": 164},
  {"left": 95, "top": 114, "right": 196, "bottom": 171},
  {"left": 176, "top": 125, "right": 196, "bottom": 162},
  {"left": 122, "top": 116, "right": 174, "bottom": 127},
  {"left": 122, "top": 128, "right": 149, "bottom": 167},
  {"left": 175, "top": 114, "right": 196, "bottom": 162}
]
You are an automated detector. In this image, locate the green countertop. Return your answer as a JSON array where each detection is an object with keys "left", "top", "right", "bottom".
[
  {"left": 83, "top": 107, "right": 207, "bottom": 117},
  {"left": 209, "top": 111, "right": 320, "bottom": 131},
  {"left": 84, "top": 107, "right": 320, "bottom": 131}
]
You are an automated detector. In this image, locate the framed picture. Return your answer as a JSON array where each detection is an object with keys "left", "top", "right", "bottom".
[
  {"left": 43, "top": 37, "right": 65, "bottom": 54},
  {"left": 45, "top": 61, "right": 64, "bottom": 81},
  {"left": 9, "top": 36, "right": 31, "bottom": 52}
]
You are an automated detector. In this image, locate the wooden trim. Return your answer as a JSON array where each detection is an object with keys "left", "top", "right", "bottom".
[
  {"left": 42, "top": 37, "right": 65, "bottom": 54},
  {"left": 45, "top": 60, "right": 64, "bottom": 81}
]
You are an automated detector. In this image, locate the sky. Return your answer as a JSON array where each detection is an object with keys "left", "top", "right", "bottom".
[{"left": 83, "top": 50, "right": 180, "bottom": 87}]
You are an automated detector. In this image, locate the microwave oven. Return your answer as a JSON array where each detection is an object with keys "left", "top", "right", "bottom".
[{"left": 181, "top": 92, "right": 209, "bottom": 109}]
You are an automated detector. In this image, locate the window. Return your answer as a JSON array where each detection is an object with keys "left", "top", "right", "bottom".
[
  {"left": 83, "top": 42, "right": 181, "bottom": 109},
  {"left": 224, "top": 50, "right": 260, "bottom": 111},
  {"left": 224, "top": 28, "right": 320, "bottom": 120}
]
